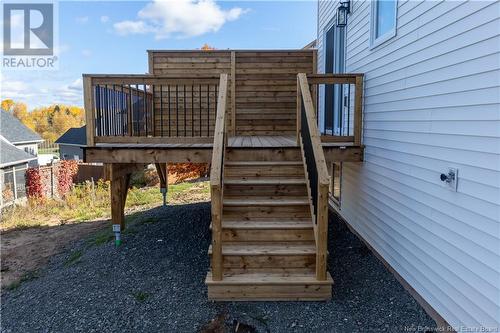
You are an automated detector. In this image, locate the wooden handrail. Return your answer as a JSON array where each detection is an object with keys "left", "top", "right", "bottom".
[
  {"left": 298, "top": 74, "right": 330, "bottom": 186},
  {"left": 297, "top": 73, "right": 330, "bottom": 281},
  {"left": 83, "top": 74, "right": 220, "bottom": 85},
  {"left": 209, "top": 73, "right": 228, "bottom": 281}
]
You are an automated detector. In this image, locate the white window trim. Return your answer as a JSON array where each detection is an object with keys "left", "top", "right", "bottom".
[{"left": 370, "top": 0, "right": 398, "bottom": 49}]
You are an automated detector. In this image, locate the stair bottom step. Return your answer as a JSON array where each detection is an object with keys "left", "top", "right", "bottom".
[{"left": 206, "top": 271, "right": 333, "bottom": 301}]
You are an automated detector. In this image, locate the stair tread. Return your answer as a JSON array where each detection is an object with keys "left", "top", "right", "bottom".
[
  {"left": 205, "top": 271, "right": 333, "bottom": 285},
  {"left": 209, "top": 243, "right": 316, "bottom": 255},
  {"left": 225, "top": 161, "right": 302, "bottom": 166},
  {"left": 223, "top": 220, "right": 313, "bottom": 229},
  {"left": 224, "top": 197, "right": 310, "bottom": 206},
  {"left": 224, "top": 178, "right": 306, "bottom": 185}
]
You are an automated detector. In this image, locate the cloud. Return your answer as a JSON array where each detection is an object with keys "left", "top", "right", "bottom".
[
  {"left": 1, "top": 80, "right": 29, "bottom": 100},
  {"left": 114, "top": 20, "right": 155, "bottom": 36},
  {"left": 81, "top": 49, "right": 92, "bottom": 57},
  {"left": 76, "top": 16, "right": 89, "bottom": 24},
  {"left": 100, "top": 15, "right": 109, "bottom": 23},
  {"left": 67, "top": 79, "right": 83, "bottom": 91},
  {"left": 113, "top": 0, "right": 248, "bottom": 39},
  {"left": 1, "top": 73, "right": 84, "bottom": 108}
]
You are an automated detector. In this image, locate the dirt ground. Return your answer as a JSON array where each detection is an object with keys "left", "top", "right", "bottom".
[{"left": 0, "top": 219, "right": 108, "bottom": 288}]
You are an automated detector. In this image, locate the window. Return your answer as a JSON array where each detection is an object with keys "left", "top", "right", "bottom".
[
  {"left": 330, "top": 162, "right": 342, "bottom": 206},
  {"left": 371, "top": 0, "right": 397, "bottom": 48}
]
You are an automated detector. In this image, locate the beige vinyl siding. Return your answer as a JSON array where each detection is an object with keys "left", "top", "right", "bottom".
[{"left": 318, "top": 0, "right": 500, "bottom": 330}]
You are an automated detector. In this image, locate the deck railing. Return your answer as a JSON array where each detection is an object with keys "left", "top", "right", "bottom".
[
  {"left": 306, "top": 73, "right": 364, "bottom": 146},
  {"left": 83, "top": 74, "right": 221, "bottom": 146},
  {"left": 209, "top": 73, "right": 228, "bottom": 281},
  {"left": 297, "top": 73, "right": 330, "bottom": 281}
]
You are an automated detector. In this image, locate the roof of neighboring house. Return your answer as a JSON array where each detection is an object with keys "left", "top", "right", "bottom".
[
  {"left": 0, "top": 135, "right": 37, "bottom": 168},
  {"left": 55, "top": 125, "right": 87, "bottom": 146},
  {"left": 0, "top": 109, "right": 43, "bottom": 144}
]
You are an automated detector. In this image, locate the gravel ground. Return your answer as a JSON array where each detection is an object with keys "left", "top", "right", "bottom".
[{"left": 1, "top": 202, "right": 436, "bottom": 333}]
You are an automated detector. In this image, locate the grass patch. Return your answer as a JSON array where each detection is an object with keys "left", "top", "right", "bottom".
[
  {"left": 132, "top": 291, "right": 150, "bottom": 303},
  {"left": 88, "top": 229, "right": 114, "bottom": 246},
  {"left": 0, "top": 180, "right": 209, "bottom": 231},
  {"left": 138, "top": 217, "right": 158, "bottom": 225},
  {"left": 5, "top": 271, "right": 40, "bottom": 291},
  {"left": 64, "top": 250, "right": 83, "bottom": 266},
  {"left": 1, "top": 180, "right": 209, "bottom": 232}
]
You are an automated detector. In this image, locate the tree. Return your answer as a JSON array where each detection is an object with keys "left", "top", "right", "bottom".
[
  {"left": 12, "top": 102, "right": 28, "bottom": 121},
  {"left": 1, "top": 100, "right": 84, "bottom": 141},
  {"left": 1, "top": 99, "right": 14, "bottom": 112},
  {"left": 201, "top": 44, "right": 216, "bottom": 50}
]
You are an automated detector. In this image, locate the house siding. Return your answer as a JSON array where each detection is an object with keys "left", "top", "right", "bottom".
[
  {"left": 59, "top": 145, "right": 84, "bottom": 161},
  {"left": 317, "top": 0, "right": 500, "bottom": 330}
]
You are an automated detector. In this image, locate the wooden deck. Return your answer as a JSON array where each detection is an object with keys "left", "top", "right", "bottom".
[
  {"left": 82, "top": 50, "right": 365, "bottom": 301},
  {"left": 84, "top": 135, "right": 363, "bottom": 163}
]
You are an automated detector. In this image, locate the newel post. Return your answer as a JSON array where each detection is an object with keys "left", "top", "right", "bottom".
[{"left": 83, "top": 75, "right": 95, "bottom": 147}]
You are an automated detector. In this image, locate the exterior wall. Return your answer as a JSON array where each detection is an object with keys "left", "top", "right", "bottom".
[
  {"left": 14, "top": 143, "right": 38, "bottom": 156},
  {"left": 149, "top": 50, "right": 315, "bottom": 136},
  {"left": 318, "top": 0, "right": 500, "bottom": 330},
  {"left": 59, "top": 145, "right": 84, "bottom": 161}
]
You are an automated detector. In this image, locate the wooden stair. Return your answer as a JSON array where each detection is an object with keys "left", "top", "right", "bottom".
[{"left": 205, "top": 146, "right": 333, "bottom": 301}]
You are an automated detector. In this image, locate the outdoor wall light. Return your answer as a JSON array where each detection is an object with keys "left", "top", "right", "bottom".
[{"left": 336, "top": 0, "right": 351, "bottom": 27}]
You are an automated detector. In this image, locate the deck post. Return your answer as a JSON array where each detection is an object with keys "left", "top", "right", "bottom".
[
  {"left": 354, "top": 75, "right": 364, "bottom": 146},
  {"left": 107, "top": 163, "right": 143, "bottom": 245},
  {"left": 155, "top": 163, "right": 168, "bottom": 206},
  {"left": 83, "top": 75, "right": 95, "bottom": 147},
  {"left": 316, "top": 183, "right": 329, "bottom": 280}
]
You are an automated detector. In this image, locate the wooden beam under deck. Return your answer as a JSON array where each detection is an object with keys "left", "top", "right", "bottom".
[
  {"left": 323, "top": 145, "right": 364, "bottom": 163},
  {"left": 85, "top": 146, "right": 212, "bottom": 164},
  {"left": 85, "top": 139, "right": 363, "bottom": 164}
]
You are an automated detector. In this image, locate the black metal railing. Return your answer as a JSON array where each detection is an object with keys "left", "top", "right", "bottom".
[
  {"left": 87, "top": 75, "right": 220, "bottom": 140},
  {"left": 301, "top": 95, "right": 318, "bottom": 221},
  {"left": 94, "top": 84, "right": 152, "bottom": 137}
]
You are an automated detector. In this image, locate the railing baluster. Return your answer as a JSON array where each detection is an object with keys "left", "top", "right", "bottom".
[
  {"left": 340, "top": 83, "right": 343, "bottom": 136},
  {"left": 105, "top": 85, "right": 109, "bottom": 136},
  {"left": 112, "top": 84, "right": 116, "bottom": 136},
  {"left": 127, "top": 84, "right": 134, "bottom": 136},
  {"left": 207, "top": 85, "right": 210, "bottom": 137},
  {"left": 191, "top": 84, "right": 194, "bottom": 137},
  {"left": 199, "top": 84, "right": 202, "bottom": 136},
  {"left": 120, "top": 85, "right": 124, "bottom": 136},
  {"left": 184, "top": 85, "right": 186, "bottom": 137},
  {"left": 144, "top": 84, "right": 148, "bottom": 136},
  {"left": 160, "top": 85, "right": 163, "bottom": 137},
  {"left": 96, "top": 85, "right": 101, "bottom": 136},
  {"left": 168, "top": 85, "right": 171, "bottom": 137},
  {"left": 152, "top": 84, "right": 155, "bottom": 137},
  {"left": 347, "top": 84, "right": 351, "bottom": 136},
  {"left": 215, "top": 84, "right": 218, "bottom": 137},
  {"left": 175, "top": 85, "right": 179, "bottom": 136}
]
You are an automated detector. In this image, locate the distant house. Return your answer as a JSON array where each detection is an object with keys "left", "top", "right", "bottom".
[
  {"left": 0, "top": 110, "right": 43, "bottom": 207},
  {"left": 0, "top": 110, "right": 43, "bottom": 160},
  {"left": 55, "top": 125, "right": 86, "bottom": 160}
]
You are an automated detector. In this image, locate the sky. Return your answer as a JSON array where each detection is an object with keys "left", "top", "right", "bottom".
[{"left": 1, "top": 0, "right": 317, "bottom": 109}]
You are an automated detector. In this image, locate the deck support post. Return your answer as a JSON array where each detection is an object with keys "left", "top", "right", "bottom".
[
  {"left": 155, "top": 163, "right": 168, "bottom": 206},
  {"left": 106, "top": 163, "right": 143, "bottom": 245}
]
